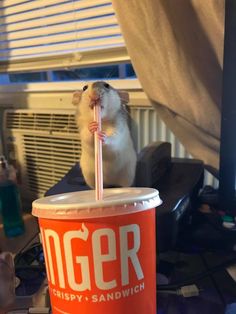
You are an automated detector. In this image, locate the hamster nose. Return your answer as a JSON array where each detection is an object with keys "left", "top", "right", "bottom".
[
  {"left": 89, "top": 94, "right": 100, "bottom": 101},
  {"left": 89, "top": 93, "right": 101, "bottom": 109}
]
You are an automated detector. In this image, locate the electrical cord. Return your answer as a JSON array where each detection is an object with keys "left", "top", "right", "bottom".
[
  {"left": 157, "top": 254, "right": 236, "bottom": 291},
  {"left": 199, "top": 252, "right": 226, "bottom": 307},
  {"left": 14, "top": 232, "right": 40, "bottom": 265},
  {"left": 14, "top": 235, "right": 46, "bottom": 289},
  {"left": 158, "top": 284, "right": 200, "bottom": 297}
]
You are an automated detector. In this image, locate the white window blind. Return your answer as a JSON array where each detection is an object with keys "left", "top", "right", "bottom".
[{"left": 0, "top": 0, "right": 129, "bottom": 72}]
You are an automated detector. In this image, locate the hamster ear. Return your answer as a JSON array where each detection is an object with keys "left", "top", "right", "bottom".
[
  {"left": 118, "top": 91, "right": 129, "bottom": 104},
  {"left": 72, "top": 91, "right": 82, "bottom": 106}
]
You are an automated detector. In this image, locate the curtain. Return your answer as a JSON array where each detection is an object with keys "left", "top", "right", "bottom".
[{"left": 112, "top": 0, "right": 225, "bottom": 175}]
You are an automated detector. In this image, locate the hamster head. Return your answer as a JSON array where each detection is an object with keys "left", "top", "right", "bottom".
[{"left": 73, "top": 81, "right": 125, "bottom": 121}]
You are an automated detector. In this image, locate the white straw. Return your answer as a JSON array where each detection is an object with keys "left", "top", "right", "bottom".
[{"left": 94, "top": 105, "right": 103, "bottom": 200}]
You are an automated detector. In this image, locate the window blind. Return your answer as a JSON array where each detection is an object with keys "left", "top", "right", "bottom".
[{"left": 0, "top": 0, "right": 129, "bottom": 72}]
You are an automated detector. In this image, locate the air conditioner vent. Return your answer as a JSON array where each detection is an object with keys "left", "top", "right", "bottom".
[
  {"left": 23, "top": 134, "right": 81, "bottom": 196},
  {"left": 6, "top": 112, "right": 78, "bottom": 133}
]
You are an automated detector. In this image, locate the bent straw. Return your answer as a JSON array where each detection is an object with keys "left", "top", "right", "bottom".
[{"left": 94, "top": 104, "right": 103, "bottom": 200}]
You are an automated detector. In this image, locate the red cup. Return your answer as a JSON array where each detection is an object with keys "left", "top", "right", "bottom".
[{"left": 32, "top": 188, "right": 161, "bottom": 314}]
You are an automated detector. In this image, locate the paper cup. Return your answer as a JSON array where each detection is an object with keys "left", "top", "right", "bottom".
[{"left": 32, "top": 187, "right": 161, "bottom": 314}]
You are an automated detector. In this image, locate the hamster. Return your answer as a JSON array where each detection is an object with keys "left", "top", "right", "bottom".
[{"left": 72, "top": 81, "right": 137, "bottom": 188}]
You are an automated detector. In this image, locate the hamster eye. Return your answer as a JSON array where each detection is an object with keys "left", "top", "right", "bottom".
[
  {"left": 104, "top": 83, "right": 110, "bottom": 89},
  {"left": 83, "top": 85, "right": 88, "bottom": 91}
]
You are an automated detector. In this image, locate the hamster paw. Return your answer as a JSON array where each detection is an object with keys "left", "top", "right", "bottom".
[
  {"left": 88, "top": 121, "right": 99, "bottom": 134},
  {"left": 88, "top": 121, "right": 106, "bottom": 143},
  {"left": 97, "top": 131, "right": 106, "bottom": 143}
]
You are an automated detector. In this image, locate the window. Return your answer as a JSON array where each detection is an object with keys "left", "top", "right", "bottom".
[
  {"left": 0, "top": 64, "right": 136, "bottom": 83},
  {"left": 0, "top": 0, "right": 129, "bottom": 73}
]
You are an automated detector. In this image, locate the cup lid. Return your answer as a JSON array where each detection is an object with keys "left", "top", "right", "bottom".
[{"left": 32, "top": 187, "right": 162, "bottom": 220}]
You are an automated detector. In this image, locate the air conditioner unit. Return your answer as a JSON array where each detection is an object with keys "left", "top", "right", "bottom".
[{"left": 3, "top": 109, "right": 81, "bottom": 202}]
